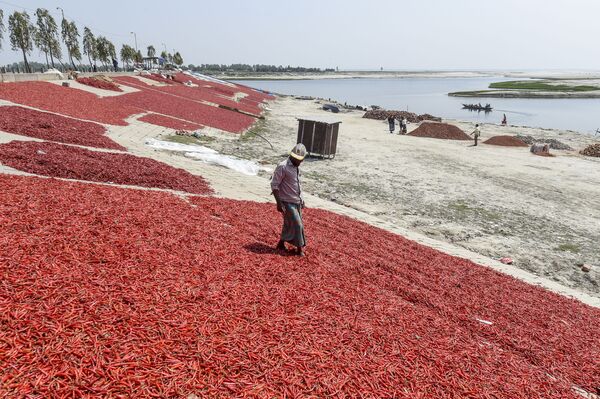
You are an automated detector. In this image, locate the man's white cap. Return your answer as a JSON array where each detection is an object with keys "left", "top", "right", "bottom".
[{"left": 290, "top": 143, "right": 307, "bottom": 161}]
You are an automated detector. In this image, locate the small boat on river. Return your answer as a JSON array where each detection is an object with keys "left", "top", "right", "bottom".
[{"left": 462, "top": 103, "right": 493, "bottom": 112}]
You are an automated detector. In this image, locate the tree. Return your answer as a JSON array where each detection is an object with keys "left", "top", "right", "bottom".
[
  {"left": 61, "top": 18, "right": 80, "bottom": 68},
  {"left": 82, "top": 27, "right": 97, "bottom": 69},
  {"left": 8, "top": 11, "right": 35, "bottom": 73},
  {"left": 95, "top": 36, "right": 111, "bottom": 70},
  {"left": 160, "top": 50, "right": 167, "bottom": 60},
  {"left": 134, "top": 49, "right": 142, "bottom": 63},
  {"left": 147, "top": 45, "right": 155, "bottom": 58},
  {"left": 34, "top": 8, "right": 61, "bottom": 68},
  {"left": 167, "top": 53, "right": 173, "bottom": 64},
  {"left": 172, "top": 52, "right": 183, "bottom": 66},
  {"left": 107, "top": 40, "right": 116, "bottom": 60},
  {"left": 0, "top": 10, "right": 5, "bottom": 50},
  {"left": 120, "top": 44, "right": 135, "bottom": 69}
]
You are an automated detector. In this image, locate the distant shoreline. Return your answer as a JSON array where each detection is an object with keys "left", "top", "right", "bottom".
[
  {"left": 217, "top": 71, "right": 501, "bottom": 81},
  {"left": 213, "top": 70, "right": 600, "bottom": 81}
]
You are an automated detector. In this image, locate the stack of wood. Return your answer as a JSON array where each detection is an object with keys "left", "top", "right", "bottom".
[
  {"left": 363, "top": 110, "right": 441, "bottom": 123},
  {"left": 580, "top": 143, "right": 600, "bottom": 157}
]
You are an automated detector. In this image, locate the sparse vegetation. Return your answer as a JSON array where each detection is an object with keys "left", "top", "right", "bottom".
[
  {"left": 489, "top": 81, "right": 598, "bottom": 92},
  {"left": 164, "top": 134, "right": 214, "bottom": 145},
  {"left": 556, "top": 243, "right": 580, "bottom": 253}
]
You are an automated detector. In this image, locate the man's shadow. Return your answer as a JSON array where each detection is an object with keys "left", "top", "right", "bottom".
[{"left": 244, "top": 242, "right": 296, "bottom": 257}]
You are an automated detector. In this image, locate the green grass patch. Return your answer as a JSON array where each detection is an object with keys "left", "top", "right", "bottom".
[
  {"left": 489, "top": 81, "right": 599, "bottom": 92},
  {"left": 241, "top": 118, "right": 271, "bottom": 143},
  {"left": 556, "top": 243, "right": 580, "bottom": 253},
  {"left": 448, "top": 201, "right": 501, "bottom": 221},
  {"left": 164, "top": 134, "right": 214, "bottom": 145}
]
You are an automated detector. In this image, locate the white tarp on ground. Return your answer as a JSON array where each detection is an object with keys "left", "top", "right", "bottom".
[
  {"left": 184, "top": 152, "right": 259, "bottom": 176},
  {"left": 145, "top": 138, "right": 260, "bottom": 176}
]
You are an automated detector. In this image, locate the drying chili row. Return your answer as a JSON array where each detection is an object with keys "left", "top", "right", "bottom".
[
  {"left": 0, "top": 81, "right": 136, "bottom": 126},
  {"left": 0, "top": 105, "right": 125, "bottom": 150},
  {"left": 0, "top": 141, "right": 212, "bottom": 194}
]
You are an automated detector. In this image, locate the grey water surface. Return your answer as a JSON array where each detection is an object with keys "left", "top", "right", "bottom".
[{"left": 232, "top": 77, "right": 600, "bottom": 135}]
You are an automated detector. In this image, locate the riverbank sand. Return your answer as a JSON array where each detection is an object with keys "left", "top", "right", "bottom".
[{"left": 198, "top": 95, "right": 600, "bottom": 299}]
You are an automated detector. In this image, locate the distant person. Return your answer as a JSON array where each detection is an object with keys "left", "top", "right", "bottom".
[
  {"left": 470, "top": 124, "right": 481, "bottom": 146},
  {"left": 501, "top": 113, "right": 507, "bottom": 126},
  {"left": 112, "top": 58, "right": 118, "bottom": 72},
  {"left": 401, "top": 117, "right": 408, "bottom": 134},
  {"left": 93, "top": 64, "right": 97, "bottom": 73},
  {"left": 387, "top": 115, "right": 396, "bottom": 134},
  {"left": 271, "top": 143, "right": 307, "bottom": 257}
]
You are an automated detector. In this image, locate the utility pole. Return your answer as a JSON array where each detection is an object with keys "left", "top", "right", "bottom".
[{"left": 131, "top": 32, "right": 138, "bottom": 52}]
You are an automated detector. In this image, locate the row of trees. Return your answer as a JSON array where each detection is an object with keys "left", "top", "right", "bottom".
[
  {"left": 188, "top": 64, "right": 335, "bottom": 73},
  {"left": 0, "top": 8, "right": 184, "bottom": 73}
]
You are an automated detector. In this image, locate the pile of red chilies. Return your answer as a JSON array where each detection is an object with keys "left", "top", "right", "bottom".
[
  {"left": 1, "top": 174, "right": 598, "bottom": 398},
  {"left": 76, "top": 78, "right": 123, "bottom": 92},
  {"left": 0, "top": 106, "right": 125, "bottom": 150},
  {"left": 0, "top": 141, "right": 212, "bottom": 195}
]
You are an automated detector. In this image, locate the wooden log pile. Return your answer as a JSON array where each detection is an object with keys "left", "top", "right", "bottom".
[{"left": 580, "top": 143, "right": 600, "bottom": 157}]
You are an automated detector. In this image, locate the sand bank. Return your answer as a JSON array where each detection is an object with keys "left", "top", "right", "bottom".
[{"left": 200, "top": 96, "right": 600, "bottom": 299}]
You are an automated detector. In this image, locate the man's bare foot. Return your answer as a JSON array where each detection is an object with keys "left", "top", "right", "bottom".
[
  {"left": 296, "top": 248, "right": 305, "bottom": 257},
  {"left": 276, "top": 241, "right": 286, "bottom": 251}
]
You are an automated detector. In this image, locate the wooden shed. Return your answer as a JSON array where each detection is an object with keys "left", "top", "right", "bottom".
[{"left": 296, "top": 116, "right": 342, "bottom": 159}]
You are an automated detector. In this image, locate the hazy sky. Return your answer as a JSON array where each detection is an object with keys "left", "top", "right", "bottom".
[{"left": 1, "top": 0, "right": 599, "bottom": 70}]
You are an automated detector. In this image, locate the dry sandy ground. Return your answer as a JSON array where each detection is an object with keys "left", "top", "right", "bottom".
[{"left": 201, "top": 96, "right": 600, "bottom": 299}]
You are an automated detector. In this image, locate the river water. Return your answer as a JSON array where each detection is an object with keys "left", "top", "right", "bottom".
[{"left": 232, "top": 77, "right": 600, "bottom": 135}]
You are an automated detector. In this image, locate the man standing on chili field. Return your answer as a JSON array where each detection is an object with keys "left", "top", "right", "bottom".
[{"left": 271, "top": 143, "right": 307, "bottom": 257}]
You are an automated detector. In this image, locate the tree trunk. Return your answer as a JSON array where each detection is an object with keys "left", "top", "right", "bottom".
[
  {"left": 45, "top": 52, "right": 50, "bottom": 69},
  {"left": 21, "top": 48, "right": 31, "bottom": 73},
  {"left": 50, "top": 52, "right": 56, "bottom": 68},
  {"left": 87, "top": 54, "right": 93, "bottom": 70}
]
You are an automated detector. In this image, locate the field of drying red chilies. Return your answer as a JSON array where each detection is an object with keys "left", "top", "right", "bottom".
[
  {"left": 0, "top": 82, "right": 137, "bottom": 126},
  {"left": 0, "top": 106, "right": 125, "bottom": 150},
  {"left": 0, "top": 78, "right": 270, "bottom": 133},
  {"left": 1, "top": 173, "right": 599, "bottom": 398},
  {"left": 0, "top": 141, "right": 212, "bottom": 194}
]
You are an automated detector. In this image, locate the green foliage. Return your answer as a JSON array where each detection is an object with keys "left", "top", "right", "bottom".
[
  {"left": 82, "top": 27, "right": 97, "bottom": 65},
  {"left": 61, "top": 18, "right": 81, "bottom": 65},
  {"left": 34, "top": 8, "right": 61, "bottom": 67},
  {"left": 172, "top": 51, "right": 183, "bottom": 66},
  {"left": 489, "top": 81, "right": 598, "bottom": 92},
  {"left": 8, "top": 11, "right": 35, "bottom": 72},
  {"left": 120, "top": 44, "right": 135, "bottom": 67},
  {"left": 95, "top": 36, "right": 113, "bottom": 66},
  {"left": 160, "top": 50, "right": 168, "bottom": 59},
  {"left": 188, "top": 63, "right": 333, "bottom": 73}
]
